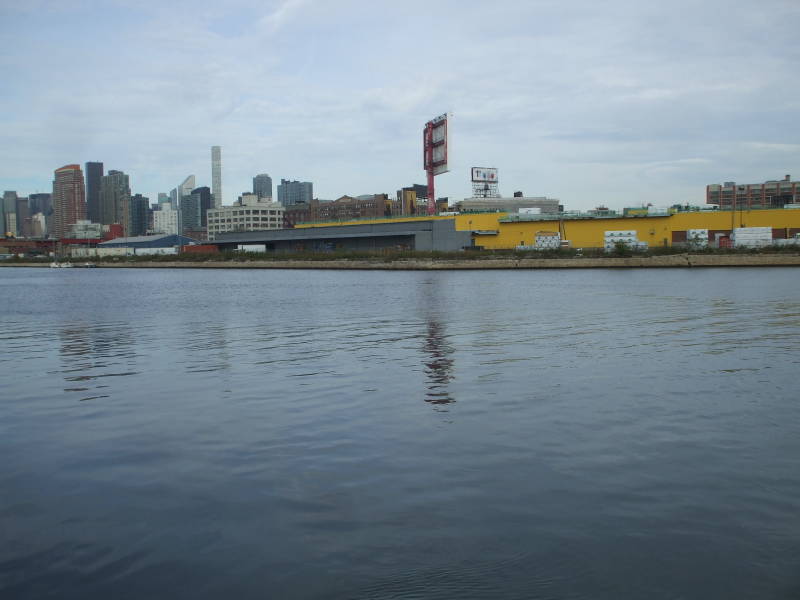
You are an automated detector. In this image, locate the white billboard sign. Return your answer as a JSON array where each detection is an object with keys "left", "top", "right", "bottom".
[{"left": 471, "top": 167, "right": 498, "bottom": 183}]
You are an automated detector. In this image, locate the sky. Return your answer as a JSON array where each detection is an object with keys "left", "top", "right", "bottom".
[{"left": 1, "top": 0, "right": 798, "bottom": 211}]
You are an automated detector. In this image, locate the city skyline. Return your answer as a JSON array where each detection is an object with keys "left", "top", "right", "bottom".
[{"left": 1, "top": 1, "right": 798, "bottom": 209}]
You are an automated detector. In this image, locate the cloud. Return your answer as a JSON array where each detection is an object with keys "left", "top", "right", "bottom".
[
  {"left": 258, "top": 0, "right": 310, "bottom": 34},
  {"left": 0, "top": 0, "right": 798, "bottom": 210}
]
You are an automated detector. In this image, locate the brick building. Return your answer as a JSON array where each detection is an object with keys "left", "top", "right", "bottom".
[
  {"left": 283, "top": 194, "right": 393, "bottom": 226},
  {"left": 707, "top": 175, "right": 799, "bottom": 209}
]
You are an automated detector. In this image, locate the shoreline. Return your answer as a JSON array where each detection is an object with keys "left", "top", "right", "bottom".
[{"left": 3, "top": 253, "right": 800, "bottom": 270}]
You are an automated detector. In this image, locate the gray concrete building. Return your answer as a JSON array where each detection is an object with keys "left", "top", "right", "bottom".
[
  {"left": 277, "top": 179, "right": 313, "bottom": 207},
  {"left": 207, "top": 195, "right": 284, "bottom": 240},
  {"left": 100, "top": 170, "right": 130, "bottom": 228},
  {"left": 212, "top": 219, "right": 472, "bottom": 253},
  {"left": 211, "top": 146, "right": 222, "bottom": 207}
]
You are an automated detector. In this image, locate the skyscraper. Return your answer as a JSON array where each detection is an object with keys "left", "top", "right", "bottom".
[
  {"left": 253, "top": 174, "right": 273, "bottom": 200},
  {"left": 85, "top": 161, "right": 104, "bottom": 223},
  {"left": 129, "top": 194, "right": 150, "bottom": 237},
  {"left": 52, "top": 165, "right": 86, "bottom": 239},
  {"left": 182, "top": 186, "right": 212, "bottom": 233},
  {"left": 2, "top": 191, "right": 17, "bottom": 236},
  {"left": 28, "top": 193, "right": 52, "bottom": 216},
  {"left": 211, "top": 146, "right": 222, "bottom": 207},
  {"left": 277, "top": 179, "right": 313, "bottom": 207},
  {"left": 179, "top": 175, "right": 195, "bottom": 203},
  {"left": 100, "top": 170, "right": 131, "bottom": 232},
  {"left": 16, "top": 197, "right": 31, "bottom": 237}
]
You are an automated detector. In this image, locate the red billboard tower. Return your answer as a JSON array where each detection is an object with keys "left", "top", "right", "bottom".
[{"left": 423, "top": 113, "right": 450, "bottom": 216}]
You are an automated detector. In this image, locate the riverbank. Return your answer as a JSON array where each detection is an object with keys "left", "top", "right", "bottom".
[{"left": 3, "top": 253, "right": 800, "bottom": 269}]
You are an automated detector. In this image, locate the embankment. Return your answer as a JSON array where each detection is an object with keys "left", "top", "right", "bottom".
[{"left": 4, "top": 253, "right": 800, "bottom": 269}]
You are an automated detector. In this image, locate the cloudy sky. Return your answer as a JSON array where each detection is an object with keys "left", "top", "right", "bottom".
[{"left": 1, "top": 0, "right": 798, "bottom": 210}]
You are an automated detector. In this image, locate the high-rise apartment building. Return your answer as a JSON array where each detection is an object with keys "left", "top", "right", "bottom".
[
  {"left": 85, "top": 161, "right": 104, "bottom": 223},
  {"left": 2, "top": 191, "right": 17, "bottom": 235},
  {"left": 277, "top": 179, "right": 313, "bottom": 207},
  {"left": 253, "top": 174, "right": 273, "bottom": 199},
  {"left": 153, "top": 202, "right": 180, "bottom": 235},
  {"left": 52, "top": 165, "right": 86, "bottom": 239},
  {"left": 129, "top": 194, "right": 150, "bottom": 237},
  {"left": 100, "top": 170, "right": 131, "bottom": 232},
  {"left": 211, "top": 146, "right": 222, "bottom": 207},
  {"left": 182, "top": 186, "right": 212, "bottom": 233},
  {"left": 16, "top": 197, "right": 31, "bottom": 237}
]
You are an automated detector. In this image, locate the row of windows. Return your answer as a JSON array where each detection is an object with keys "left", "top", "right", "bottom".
[
  {"left": 208, "top": 209, "right": 282, "bottom": 217},
  {"left": 208, "top": 221, "right": 283, "bottom": 231},
  {"left": 208, "top": 217, "right": 281, "bottom": 223}
]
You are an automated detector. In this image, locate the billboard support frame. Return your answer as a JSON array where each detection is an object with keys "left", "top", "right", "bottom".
[{"left": 423, "top": 113, "right": 450, "bottom": 216}]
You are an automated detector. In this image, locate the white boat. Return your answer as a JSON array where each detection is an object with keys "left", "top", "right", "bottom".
[{"left": 49, "top": 261, "right": 74, "bottom": 268}]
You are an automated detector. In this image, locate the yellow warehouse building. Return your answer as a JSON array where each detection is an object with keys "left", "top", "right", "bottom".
[{"left": 293, "top": 208, "right": 800, "bottom": 250}]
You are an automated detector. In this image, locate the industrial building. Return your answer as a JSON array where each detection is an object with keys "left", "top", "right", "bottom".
[
  {"left": 283, "top": 195, "right": 393, "bottom": 226},
  {"left": 707, "top": 175, "right": 799, "bottom": 209},
  {"left": 97, "top": 233, "right": 196, "bottom": 255},
  {"left": 456, "top": 196, "right": 561, "bottom": 215},
  {"left": 213, "top": 219, "right": 472, "bottom": 253},
  {"left": 203, "top": 206, "right": 800, "bottom": 254},
  {"left": 456, "top": 207, "right": 800, "bottom": 250},
  {"left": 206, "top": 196, "right": 284, "bottom": 240}
]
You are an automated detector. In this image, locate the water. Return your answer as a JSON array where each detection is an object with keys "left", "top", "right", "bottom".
[{"left": 1, "top": 266, "right": 799, "bottom": 599}]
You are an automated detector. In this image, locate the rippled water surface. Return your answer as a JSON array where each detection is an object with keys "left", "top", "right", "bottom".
[{"left": 2, "top": 266, "right": 800, "bottom": 599}]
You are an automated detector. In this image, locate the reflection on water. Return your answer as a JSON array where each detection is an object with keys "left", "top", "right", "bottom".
[
  {"left": 2, "top": 267, "right": 800, "bottom": 600},
  {"left": 57, "top": 321, "right": 138, "bottom": 402},
  {"left": 419, "top": 277, "right": 455, "bottom": 407},
  {"left": 423, "top": 320, "right": 455, "bottom": 406}
]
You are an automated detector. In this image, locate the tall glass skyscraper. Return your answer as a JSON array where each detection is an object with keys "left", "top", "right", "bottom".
[
  {"left": 129, "top": 194, "right": 149, "bottom": 237},
  {"left": 178, "top": 175, "right": 195, "bottom": 205},
  {"left": 85, "top": 161, "right": 104, "bottom": 223},
  {"left": 211, "top": 146, "right": 222, "bottom": 208},
  {"left": 253, "top": 174, "right": 273, "bottom": 200},
  {"left": 182, "top": 186, "right": 212, "bottom": 233}
]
